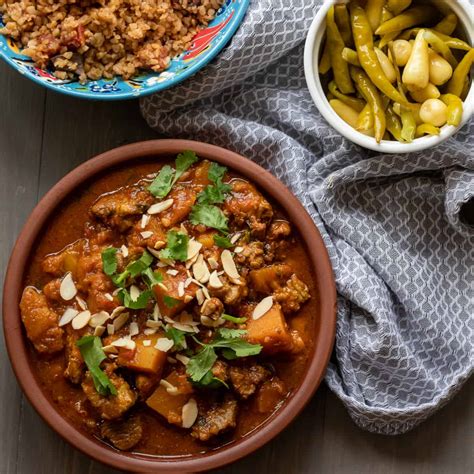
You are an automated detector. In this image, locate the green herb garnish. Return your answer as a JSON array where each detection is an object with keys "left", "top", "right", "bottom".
[
  {"left": 101, "top": 247, "right": 118, "bottom": 276},
  {"left": 111, "top": 251, "right": 153, "bottom": 287},
  {"left": 76, "top": 336, "right": 117, "bottom": 396},
  {"left": 222, "top": 314, "right": 247, "bottom": 324},
  {"left": 197, "top": 163, "right": 232, "bottom": 205},
  {"left": 148, "top": 151, "right": 198, "bottom": 199},
  {"left": 213, "top": 235, "right": 233, "bottom": 249},
  {"left": 163, "top": 295, "right": 180, "bottom": 308},
  {"left": 190, "top": 204, "right": 228, "bottom": 232},
  {"left": 186, "top": 329, "right": 261, "bottom": 384},
  {"left": 118, "top": 287, "right": 153, "bottom": 309},
  {"left": 159, "top": 230, "right": 189, "bottom": 262},
  {"left": 142, "top": 267, "right": 163, "bottom": 289},
  {"left": 164, "top": 327, "right": 188, "bottom": 351}
]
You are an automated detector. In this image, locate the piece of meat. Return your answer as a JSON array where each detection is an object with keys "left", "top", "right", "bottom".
[
  {"left": 209, "top": 275, "right": 248, "bottom": 306},
  {"left": 249, "top": 264, "right": 293, "bottom": 294},
  {"left": 267, "top": 221, "right": 291, "bottom": 241},
  {"left": 64, "top": 329, "right": 85, "bottom": 384},
  {"left": 211, "top": 360, "right": 229, "bottom": 383},
  {"left": 224, "top": 180, "right": 273, "bottom": 239},
  {"left": 160, "top": 185, "right": 198, "bottom": 228},
  {"left": 191, "top": 394, "right": 238, "bottom": 442},
  {"left": 234, "top": 241, "right": 265, "bottom": 270},
  {"left": 90, "top": 184, "right": 154, "bottom": 230},
  {"left": 256, "top": 377, "right": 287, "bottom": 413},
  {"left": 42, "top": 278, "right": 62, "bottom": 302},
  {"left": 127, "top": 215, "right": 167, "bottom": 251},
  {"left": 229, "top": 363, "right": 270, "bottom": 399},
  {"left": 135, "top": 373, "right": 161, "bottom": 400},
  {"left": 200, "top": 297, "right": 224, "bottom": 321},
  {"left": 273, "top": 274, "right": 310, "bottom": 313},
  {"left": 82, "top": 372, "right": 137, "bottom": 420},
  {"left": 20, "top": 287, "right": 64, "bottom": 354},
  {"left": 100, "top": 414, "right": 143, "bottom": 451},
  {"left": 41, "top": 239, "right": 85, "bottom": 277}
]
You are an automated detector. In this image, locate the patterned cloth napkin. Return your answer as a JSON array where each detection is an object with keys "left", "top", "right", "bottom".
[{"left": 140, "top": 0, "right": 473, "bottom": 434}]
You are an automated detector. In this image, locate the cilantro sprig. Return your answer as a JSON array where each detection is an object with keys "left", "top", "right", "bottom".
[
  {"left": 213, "top": 234, "right": 233, "bottom": 249},
  {"left": 197, "top": 163, "right": 232, "bottom": 205},
  {"left": 110, "top": 250, "right": 153, "bottom": 287},
  {"left": 76, "top": 336, "right": 117, "bottom": 396},
  {"left": 190, "top": 204, "right": 228, "bottom": 232},
  {"left": 118, "top": 288, "right": 153, "bottom": 309},
  {"left": 186, "top": 329, "right": 262, "bottom": 385},
  {"left": 222, "top": 314, "right": 247, "bottom": 324},
  {"left": 101, "top": 247, "right": 118, "bottom": 276},
  {"left": 164, "top": 327, "right": 188, "bottom": 351},
  {"left": 159, "top": 230, "right": 189, "bottom": 262},
  {"left": 148, "top": 151, "right": 198, "bottom": 199}
]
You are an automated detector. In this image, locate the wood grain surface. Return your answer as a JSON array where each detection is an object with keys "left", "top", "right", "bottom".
[{"left": 0, "top": 61, "right": 472, "bottom": 474}]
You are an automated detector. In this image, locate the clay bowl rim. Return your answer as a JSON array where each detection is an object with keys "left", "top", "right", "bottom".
[{"left": 2, "top": 139, "right": 337, "bottom": 473}]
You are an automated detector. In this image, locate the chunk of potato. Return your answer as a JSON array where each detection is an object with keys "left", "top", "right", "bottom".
[
  {"left": 246, "top": 303, "right": 293, "bottom": 354},
  {"left": 117, "top": 334, "right": 167, "bottom": 375},
  {"left": 146, "top": 371, "right": 193, "bottom": 426},
  {"left": 249, "top": 264, "right": 293, "bottom": 294},
  {"left": 197, "top": 231, "right": 216, "bottom": 248}
]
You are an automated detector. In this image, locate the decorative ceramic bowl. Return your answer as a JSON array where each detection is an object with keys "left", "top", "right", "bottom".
[
  {"left": 3, "top": 140, "right": 337, "bottom": 472},
  {"left": 0, "top": 0, "right": 249, "bottom": 100}
]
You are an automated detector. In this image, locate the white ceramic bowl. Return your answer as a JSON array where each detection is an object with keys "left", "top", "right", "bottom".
[{"left": 304, "top": 0, "right": 474, "bottom": 153}]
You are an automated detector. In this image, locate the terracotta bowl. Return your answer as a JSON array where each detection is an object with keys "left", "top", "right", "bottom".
[{"left": 2, "top": 140, "right": 337, "bottom": 472}]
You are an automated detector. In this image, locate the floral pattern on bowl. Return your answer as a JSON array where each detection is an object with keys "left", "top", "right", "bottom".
[{"left": 0, "top": 0, "right": 249, "bottom": 100}]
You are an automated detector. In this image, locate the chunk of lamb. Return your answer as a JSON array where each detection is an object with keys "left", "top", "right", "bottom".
[
  {"left": 229, "top": 363, "right": 270, "bottom": 399},
  {"left": 41, "top": 239, "right": 85, "bottom": 277},
  {"left": 224, "top": 180, "right": 273, "bottom": 239},
  {"left": 100, "top": 413, "right": 143, "bottom": 451},
  {"left": 234, "top": 241, "right": 265, "bottom": 270},
  {"left": 209, "top": 275, "right": 248, "bottom": 306},
  {"left": 191, "top": 394, "right": 238, "bottom": 442},
  {"left": 273, "top": 274, "right": 310, "bottom": 313},
  {"left": 20, "top": 287, "right": 64, "bottom": 354},
  {"left": 82, "top": 372, "right": 136, "bottom": 420},
  {"left": 64, "top": 329, "right": 85, "bottom": 384},
  {"left": 90, "top": 184, "right": 154, "bottom": 230}
]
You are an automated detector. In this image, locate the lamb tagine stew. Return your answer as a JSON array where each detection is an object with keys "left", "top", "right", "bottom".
[{"left": 19, "top": 152, "right": 318, "bottom": 455}]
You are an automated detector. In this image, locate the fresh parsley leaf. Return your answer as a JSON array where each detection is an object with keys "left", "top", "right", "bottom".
[
  {"left": 216, "top": 328, "right": 247, "bottom": 339},
  {"left": 222, "top": 314, "right": 247, "bottom": 324},
  {"left": 174, "top": 150, "right": 198, "bottom": 183},
  {"left": 213, "top": 235, "right": 233, "bottom": 249},
  {"left": 220, "top": 348, "right": 238, "bottom": 360},
  {"left": 76, "top": 336, "right": 117, "bottom": 396},
  {"left": 118, "top": 288, "right": 153, "bottom": 309},
  {"left": 101, "top": 247, "right": 118, "bottom": 276},
  {"left": 187, "top": 345, "right": 217, "bottom": 383},
  {"left": 142, "top": 267, "right": 163, "bottom": 288},
  {"left": 159, "top": 230, "right": 189, "bottom": 261},
  {"left": 190, "top": 204, "right": 228, "bottom": 232},
  {"left": 208, "top": 162, "right": 228, "bottom": 183},
  {"left": 165, "top": 327, "right": 188, "bottom": 351},
  {"left": 197, "top": 181, "right": 231, "bottom": 205},
  {"left": 148, "top": 165, "right": 174, "bottom": 199},
  {"left": 163, "top": 295, "right": 180, "bottom": 308},
  {"left": 195, "top": 370, "right": 229, "bottom": 389},
  {"left": 214, "top": 338, "right": 262, "bottom": 358},
  {"left": 110, "top": 251, "right": 153, "bottom": 287}
]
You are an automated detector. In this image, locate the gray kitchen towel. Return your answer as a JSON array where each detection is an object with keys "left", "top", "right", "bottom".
[{"left": 140, "top": 1, "right": 474, "bottom": 434}]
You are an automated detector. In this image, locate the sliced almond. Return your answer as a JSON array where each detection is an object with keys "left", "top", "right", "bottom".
[
  {"left": 142, "top": 339, "right": 151, "bottom": 347},
  {"left": 234, "top": 246, "right": 244, "bottom": 254},
  {"left": 146, "top": 319, "right": 161, "bottom": 328},
  {"left": 171, "top": 322, "right": 195, "bottom": 333},
  {"left": 230, "top": 232, "right": 241, "bottom": 244},
  {"left": 140, "top": 214, "right": 151, "bottom": 229},
  {"left": 182, "top": 398, "right": 198, "bottom": 428},
  {"left": 89, "top": 311, "right": 110, "bottom": 328},
  {"left": 114, "top": 312, "right": 129, "bottom": 331},
  {"left": 196, "top": 289, "right": 204, "bottom": 305},
  {"left": 104, "top": 293, "right": 114, "bottom": 302},
  {"left": 107, "top": 323, "right": 115, "bottom": 335},
  {"left": 112, "top": 337, "right": 136, "bottom": 350},
  {"left": 253, "top": 296, "right": 273, "bottom": 320},
  {"left": 155, "top": 337, "right": 174, "bottom": 352},
  {"left": 71, "top": 310, "right": 91, "bottom": 330},
  {"left": 129, "top": 285, "right": 140, "bottom": 301},
  {"left": 166, "top": 269, "right": 179, "bottom": 276},
  {"left": 207, "top": 257, "right": 219, "bottom": 270},
  {"left": 154, "top": 240, "right": 166, "bottom": 250},
  {"left": 160, "top": 379, "right": 178, "bottom": 395},
  {"left": 120, "top": 245, "right": 129, "bottom": 258},
  {"left": 178, "top": 281, "right": 185, "bottom": 297},
  {"left": 221, "top": 250, "right": 240, "bottom": 280},
  {"left": 102, "top": 344, "right": 118, "bottom": 354},
  {"left": 60, "top": 273, "right": 77, "bottom": 301},
  {"left": 129, "top": 321, "right": 139, "bottom": 336},
  {"left": 148, "top": 199, "right": 174, "bottom": 215},
  {"left": 167, "top": 356, "right": 177, "bottom": 364},
  {"left": 176, "top": 354, "right": 190, "bottom": 366},
  {"left": 187, "top": 239, "right": 203, "bottom": 261},
  {"left": 94, "top": 325, "right": 106, "bottom": 337},
  {"left": 76, "top": 295, "right": 88, "bottom": 310},
  {"left": 140, "top": 231, "right": 153, "bottom": 239},
  {"left": 183, "top": 295, "right": 193, "bottom": 304},
  {"left": 208, "top": 270, "right": 223, "bottom": 289},
  {"left": 157, "top": 282, "right": 168, "bottom": 291},
  {"left": 144, "top": 328, "right": 157, "bottom": 336},
  {"left": 110, "top": 306, "right": 126, "bottom": 319},
  {"left": 185, "top": 251, "right": 200, "bottom": 269},
  {"left": 192, "top": 255, "right": 210, "bottom": 284},
  {"left": 201, "top": 286, "right": 211, "bottom": 300},
  {"left": 184, "top": 277, "right": 193, "bottom": 288},
  {"left": 147, "top": 247, "right": 162, "bottom": 259},
  {"left": 153, "top": 303, "right": 162, "bottom": 321},
  {"left": 59, "top": 308, "right": 79, "bottom": 327}
]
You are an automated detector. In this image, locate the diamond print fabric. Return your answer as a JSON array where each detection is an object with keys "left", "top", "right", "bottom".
[{"left": 141, "top": 1, "right": 474, "bottom": 434}]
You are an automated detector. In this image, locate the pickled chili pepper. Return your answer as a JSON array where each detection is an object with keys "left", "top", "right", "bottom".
[
  {"left": 334, "top": 4, "right": 353, "bottom": 47},
  {"left": 415, "top": 124, "right": 440, "bottom": 137},
  {"left": 381, "top": 7, "right": 394, "bottom": 24},
  {"left": 350, "top": 4, "right": 408, "bottom": 105},
  {"left": 402, "top": 29, "right": 429, "bottom": 90},
  {"left": 365, "top": 0, "right": 385, "bottom": 32},
  {"left": 439, "top": 94, "right": 463, "bottom": 127},
  {"left": 328, "top": 81, "right": 365, "bottom": 112},
  {"left": 386, "top": 0, "right": 412, "bottom": 16},
  {"left": 327, "top": 6, "right": 354, "bottom": 94},
  {"left": 379, "top": 31, "right": 401, "bottom": 49},
  {"left": 386, "top": 105, "right": 404, "bottom": 141},
  {"left": 342, "top": 47, "right": 361, "bottom": 67},
  {"left": 350, "top": 67, "right": 386, "bottom": 142},
  {"left": 400, "top": 28, "right": 472, "bottom": 51},
  {"left": 433, "top": 13, "right": 458, "bottom": 36},
  {"left": 330, "top": 99, "right": 360, "bottom": 129},
  {"left": 400, "top": 106, "right": 416, "bottom": 142},
  {"left": 357, "top": 103, "right": 374, "bottom": 130},
  {"left": 375, "top": 6, "right": 436, "bottom": 36},
  {"left": 422, "top": 30, "right": 457, "bottom": 68},
  {"left": 446, "top": 49, "right": 474, "bottom": 96},
  {"left": 319, "top": 39, "right": 331, "bottom": 75}
]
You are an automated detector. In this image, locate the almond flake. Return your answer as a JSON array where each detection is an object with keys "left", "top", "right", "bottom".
[
  {"left": 234, "top": 246, "right": 244, "bottom": 254},
  {"left": 207, "top": 257, "right": 219, "bottom": 270},
  {"left": 110, "top": 306, "right": 126, "bottom": 319},
  {"left": 140, "top": 231, "right": 153, "bottom": 239},
  {"left": 141, "top": 214, "right": 150, "bottom": 229},
  {"left": 155, "top": 337, "right": 174, "bottom": 352},
  {"left": 160, "top": 379, "right": 179, "bottom": 395},
  {"left": 182, "top": 399, "right": 198, "bottom": 428},
  {"left": 208, "top": 271, "right": 223, "bottom": 289},
  {"left": 201, "top": 287, "right": 211, "bottom": 300},
  {"left": 59, "top": 308, "right": 79, "bottom": 327},
  {"left": 192, "top": 255, "right": 210, "bottom": 284},
  {"left": 104, "top": 293, "right": 114, "bottom": 302},
  {"left": 112, "top": 337, "right": 136, "bottom": 350},
  {"left": 107, "top": 323, "right": 115, "bottom": 335},
  {"left": 154, "top": 240, "right": 166, "bottom": 250},
  {"left": 196, "top": 289, "right": 204, "bottom": 305},
  {"left": 183, "top": 295, "right": 193, "bottom": 304},
  {"left": 94, "top": 326, "right": 106, "bottom": 337},
  {"left": 230, "top": 233, "right": 241, "bottom": 244},
  {"left": 142, "top": 340, "right": 151, "bottom": 347},
  {"left": 114, "top": 312, "right": 129, "bottom": 331},
  {"left": 176, "top": 354, "right": 190, "bottom": 366},
  {"left": 187, "top": 239, "right": 203, "bottom": 261},
  {"left": 146, "top": 320, "right": 162, "bottom": 328},
  {"left": 221, "top": 250, "right": 240, "bottom": 280},
  {"left": 89, "top": 311, "right": 110, "bottom": 328},
  {"left": 178, "top": 281, "right": 185, "bottom": 297},
  {"left": 185, "top": 251, "right": 200, "bottom": 269},
  {"left": 166, "top": 269, "right": 179, "bottom": 276},
  {"left": 60, "top": 273, "right": 77, "bottom": 301},
  {"left": 144, "top": 328, "right": 157, "bottom": 335},
  {"left": 129, "top": 321, "right": 139, "bottom": 336},
  {"left": 147, "top": 247, "right": 162, "bottom": 259},
  {"left": 171, "top": 322, "right": 195, "bottom": 333},
  {"left": 129, "top": 285, "right": 140, "bottom": 301},
  {"left": 103, "top": 344, "right": 118, "bottom": 354},
  {"left": 76, "top": 295, "right": 88, "bottom": 310},
  {"left": 253, "top": 296, "right": 274, "bottom": 320},
  {"left": 120, "top": 245, "right": 129, "bottom": 258},
  {"left": 72, "top": 310, "right": 91, "bottom": 330},
  {"left": 184, "top": 277, "right": 193, "bottom": 288},
  {"left": 167, "top": 357, "right": 177, "bottom": 364},
  {"left": 148, "top": 199, "right": 174, "bottom": 215}
]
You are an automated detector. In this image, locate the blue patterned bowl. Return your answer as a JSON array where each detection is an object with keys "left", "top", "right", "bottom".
[{"left": 0, "top": 0, "right": 249, "bottom": 100}]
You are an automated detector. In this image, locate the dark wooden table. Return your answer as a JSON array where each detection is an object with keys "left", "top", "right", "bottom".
[{"left": 1, "top": 61, "right": 472, "bottom": 474}]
